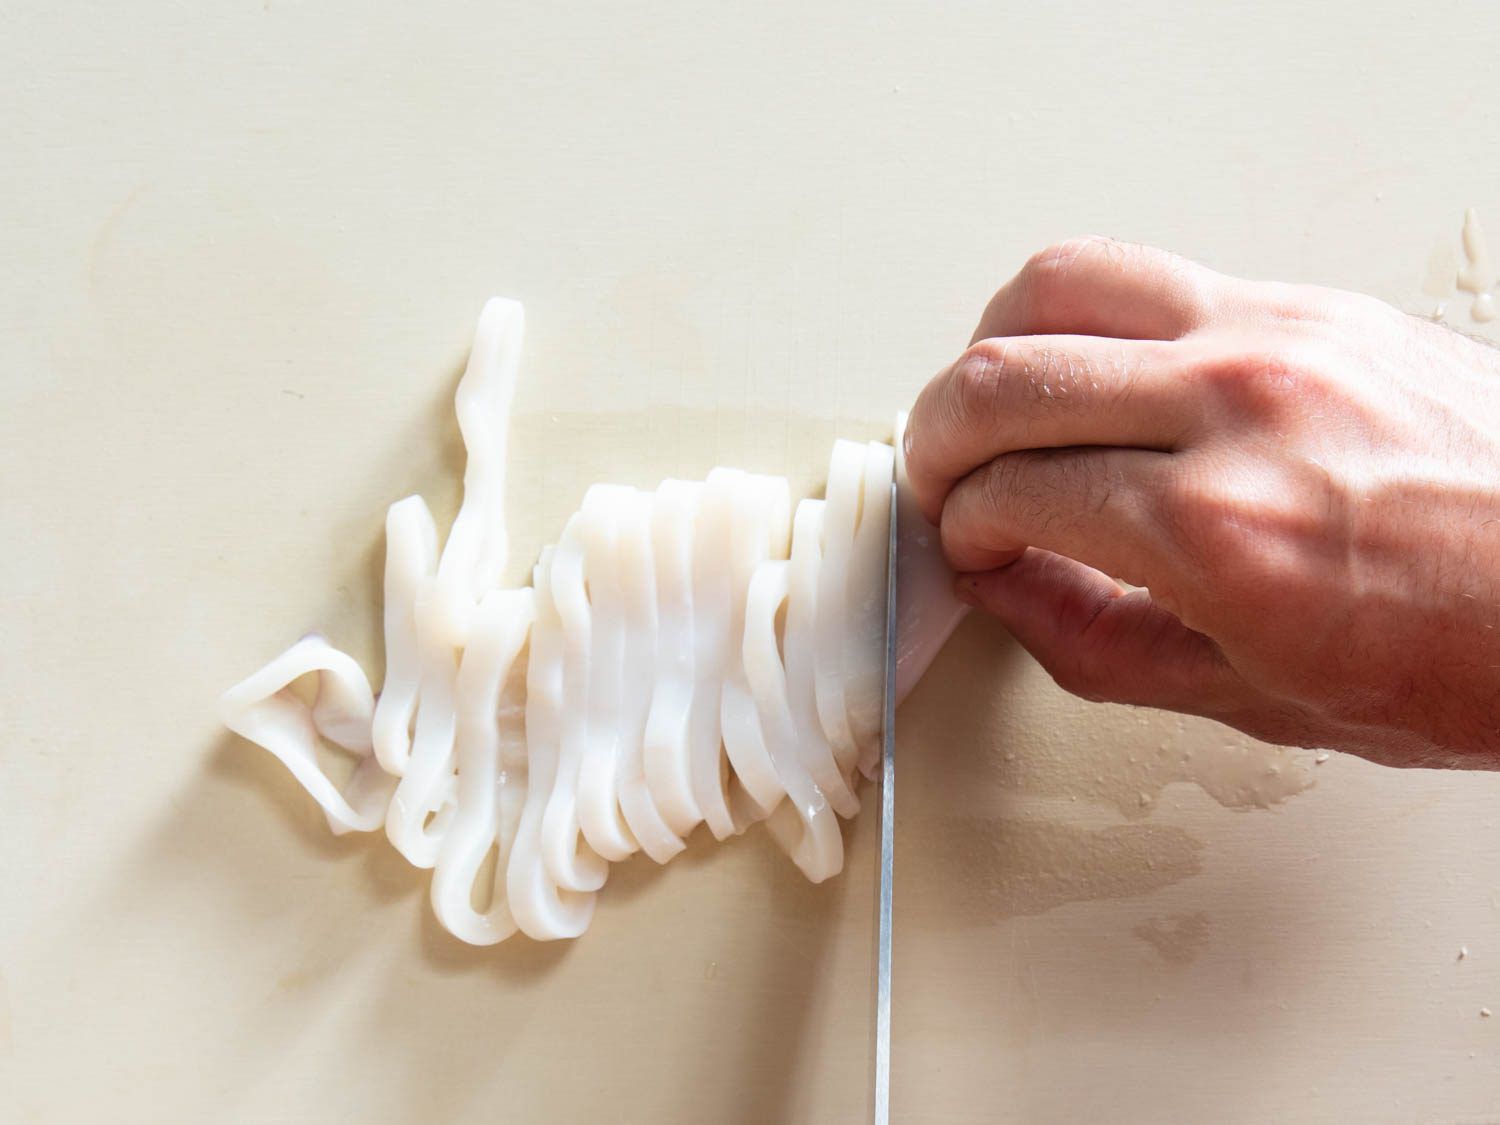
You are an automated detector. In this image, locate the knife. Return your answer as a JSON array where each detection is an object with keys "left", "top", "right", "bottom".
[{"left": 874, "top": 478, "right": 898, "bottom": 1125}]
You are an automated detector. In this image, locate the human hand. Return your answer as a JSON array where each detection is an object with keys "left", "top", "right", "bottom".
[{"left": 904, "top": 237, "right": 1500, "bottom": 769}]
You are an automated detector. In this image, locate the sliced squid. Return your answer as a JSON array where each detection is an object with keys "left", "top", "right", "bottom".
[
  {"left": 220, "top": 298, "right": 957, "bottom": 946},
  {"left": 430, "top": 588, "right": 534, "bottom": 944},
  {"left": 719, "top": 471, "right": 793, "bottom": 824},
  {"left": 848, "top": 441, "right": 898, "bottom": 777},
  {"left": 220, "top": 634, "right": 393, "bottom": 834},
  {"left": 541, "top": 514, "right": 610, "bottom": 893},
  {"left": 507, "top": 548, "right": 597, "bottom": 939},
  {"left": 371, "top": 495, "right": 438, "bottom": 774},
  {"left": 575, "top": 486, "right": 641, "bottom": 862},
  {"left": 384, "top": 589, "right": 461, "bottom": 869},
  {"left": 743, "top": 560, "right": 842, "bottom": 883},
  {"left": 782, "top": 500, "right": 859, "bottom": 819},
  {"left": 685, "top": 469, "right": 740, "bottom": 840},
  {"left": 426, "top": 299, "right": 523, "bottom": 647},
  {"left": 641, "top": 480, "right": 703, "bottom": 837},
  {"left": 612, "top": 487, "right": 685, "bottom": 864},
  {"left": 812, "top": 439, "right": 867, "bottom": 778}
]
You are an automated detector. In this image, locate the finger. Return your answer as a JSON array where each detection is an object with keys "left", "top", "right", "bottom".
[
  {"left": 955, "top": 549, "right": 1248, "bottom": 714},
  {"left": 939, "top": 446, "right": 1172, "bottom": 586},
  {"left": 973, "top": 237, "right": 1221, "bottom": 343},
  {"left": 904, "top": 334, "right": 1199, "bottom": 524}
]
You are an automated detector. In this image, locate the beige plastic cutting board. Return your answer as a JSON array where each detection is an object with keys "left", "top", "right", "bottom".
[{"left": 4, "top": 2, "right": 1500, "bottom": 1122}]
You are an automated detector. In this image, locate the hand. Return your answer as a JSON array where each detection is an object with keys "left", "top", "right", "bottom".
[{"left": 904, "top": 237, "right": 1500, "bottom": 770}]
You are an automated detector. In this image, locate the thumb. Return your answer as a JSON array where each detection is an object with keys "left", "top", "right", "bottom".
[{"left": 956, "top": 548, "right": 1246, "bottom": 716}]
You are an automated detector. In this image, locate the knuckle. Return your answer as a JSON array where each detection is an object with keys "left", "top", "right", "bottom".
[
  {"left": 1242, "top": 281, "right": 1328, "bottom": 322},
  {"left": 904, "top": 384, "right": 941, "bottom": 456},
  {"left": 1155, "top": 461, "right": 1322, "bottom": 621},
  {"left": 1317, "top": 287, "right": 1385, "bottom": 323},
  {"left": 1289, "top": 284, "right": 1380, "bottom": 326},
  {"left": 1169, "top": 262, "right": 1217, "bottom": 323},
  {"left": 900, "top": 405, "right": 934, "bottom": 485},
  {"left": 1243, "top": 282, "right": 1391, "bottom": 337},
  {"left": 1155, "top": 465, "right": 1262, "bottom": 585},
  {"left": 1023, "top": 236, "right": 1214, "bottom": 330},
  {"left": 1319, "top": 291, "right": 1403, "bottom": 355},
  {"left": 1195, "top": 346, "right": 1306, "bottom": 422},
  {"left": 939, "top": 480, "right": 1019, "bottom": 569},
  {"left": 1023, "top": 236, "right": 1114, "bottom": 288},
  {"left": 949, "top": 341, "right": 1006, "bottom": 420},
  {"left": 903, "top": 392, "right": 960, "bottom": 522}
]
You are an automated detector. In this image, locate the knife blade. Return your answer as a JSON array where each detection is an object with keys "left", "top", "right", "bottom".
[{"left": 874, "top": 478, "right": 898, "bottom": 1125}]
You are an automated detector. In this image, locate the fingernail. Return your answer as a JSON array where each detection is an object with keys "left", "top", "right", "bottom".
[
  {"left": 954, "top": 575, "right": 982, "bottom": 607},
  {"left": 902, "top": 424, "right": 915, "bottom": 462}
]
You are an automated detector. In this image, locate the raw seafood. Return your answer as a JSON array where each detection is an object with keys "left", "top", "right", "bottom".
[{"left": 221, "top": 299, "right": 955, "bottom": 944}]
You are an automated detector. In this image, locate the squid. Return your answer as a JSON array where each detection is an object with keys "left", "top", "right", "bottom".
[{"left": 220, "top": 299, "right": 966, "bottom": 945}]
